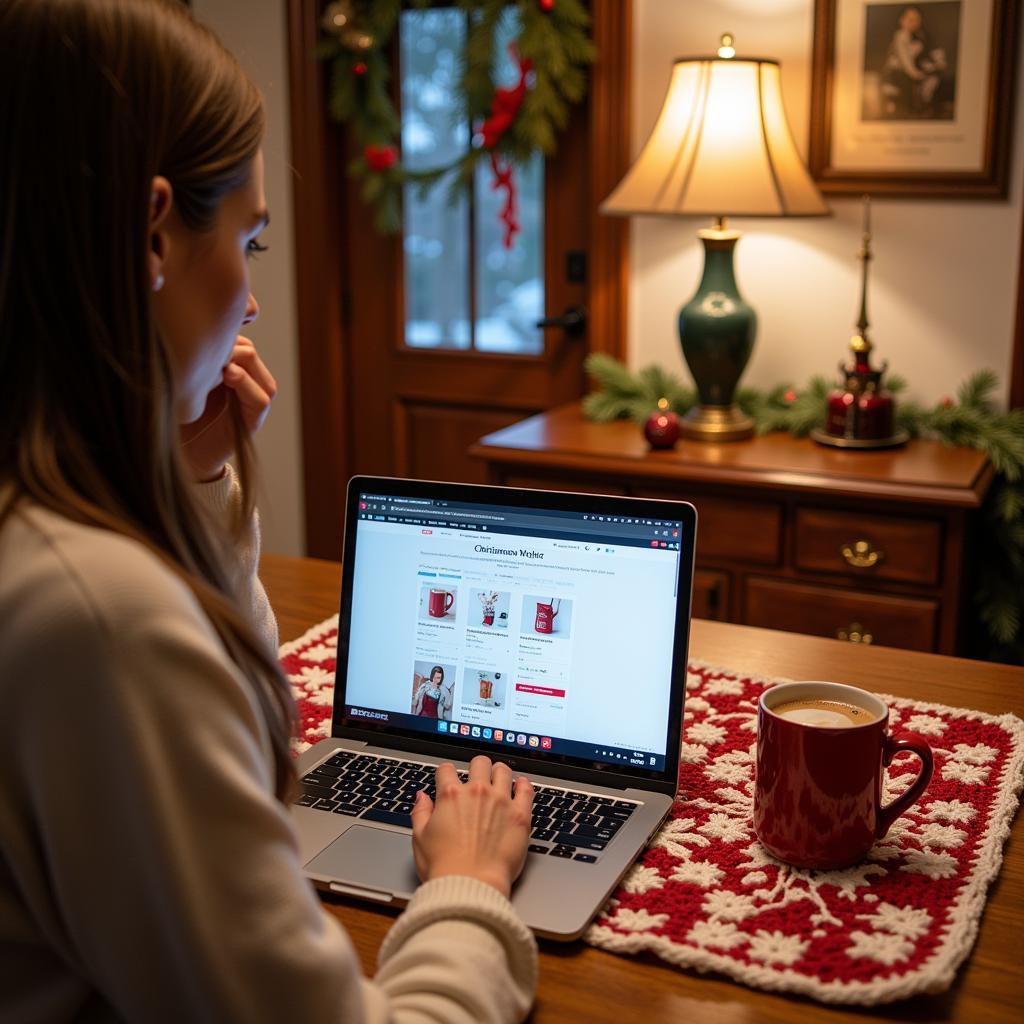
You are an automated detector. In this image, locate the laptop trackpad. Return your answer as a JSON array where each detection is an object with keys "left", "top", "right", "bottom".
[{"left": 306, "top": 826, "right": 419, "bottom": 895}]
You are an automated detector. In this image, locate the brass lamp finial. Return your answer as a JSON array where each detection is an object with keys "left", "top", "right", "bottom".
[{"left": 717, "top": 33, "right": 736, "bottom": 59}]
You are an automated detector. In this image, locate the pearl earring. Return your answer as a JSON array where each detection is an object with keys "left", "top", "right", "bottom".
[{"left": 153, "top": 272, "right": 164, "bottom": 292}]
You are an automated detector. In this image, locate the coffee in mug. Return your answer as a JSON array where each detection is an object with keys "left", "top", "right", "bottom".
[
  {"left": 771, "top": 699, "right": 877, "bottom": 728},
  {"left": 754, "top": 681, "right": 933, "bottom": 869}
]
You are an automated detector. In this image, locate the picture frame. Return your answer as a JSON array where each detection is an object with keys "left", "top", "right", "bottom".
[{"left": 808, "top": 0, "right": 1019, "bottom": 197}]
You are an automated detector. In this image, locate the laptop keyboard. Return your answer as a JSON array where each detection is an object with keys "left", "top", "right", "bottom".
[{"left": 297, "top": 750, "right": 641, "bottom": 863}]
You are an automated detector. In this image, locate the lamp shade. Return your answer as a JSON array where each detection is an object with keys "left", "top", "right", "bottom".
[{"left": 602, "top": 56, "right": 827, "bottom": 218}]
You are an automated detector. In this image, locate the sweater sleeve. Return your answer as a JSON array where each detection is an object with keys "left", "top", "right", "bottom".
[
  {"left": 193, "top": 463, "right": 278, "bottom": 651},
  {"left": 3, "top": 519, "right": 537, "bottom": 1024},
  {"left": 367, "top": 876, "right": 537, "bottom": 1024}
]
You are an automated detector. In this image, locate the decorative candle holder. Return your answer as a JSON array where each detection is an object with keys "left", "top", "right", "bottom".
[{"left": 812, "top": 197, "right": 908, "bottom": 451}]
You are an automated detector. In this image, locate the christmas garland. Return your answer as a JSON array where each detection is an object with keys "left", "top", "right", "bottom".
[
  {"left": 583, "top": 354, "right": 1024, "bottom": 665},
  {"left": 317, "top": 0, "right": 594, "bottom": 243}
]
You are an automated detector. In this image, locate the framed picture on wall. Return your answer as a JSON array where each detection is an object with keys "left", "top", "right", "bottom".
[{"left": 808, "top": 0, "right": 1018, "bottom": 197}]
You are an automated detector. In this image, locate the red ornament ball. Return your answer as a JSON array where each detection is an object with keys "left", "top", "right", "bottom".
[
  {"left": 644, "top": 400, "right": 680, "bottom": 450},
  {"left": 364, "top": 143, "right": 398, "bottom": 171},
  {"left": 784, "top": 389, "right": 797, "bottom": 404},
  {"left": 539, "top": 0, "right": 555, "bottom": 10},
  {"left": 353, "top": 61, "right": 368, "bottom": 76}
]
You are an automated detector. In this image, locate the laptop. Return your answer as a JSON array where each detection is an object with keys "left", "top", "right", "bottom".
[{"left": 291, "top": 476, "right": 697, "bottom": 941}]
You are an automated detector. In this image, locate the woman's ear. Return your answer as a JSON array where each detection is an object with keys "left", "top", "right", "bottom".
[{"left": 148, "top": 175, "right": 173, "bottom": 292}]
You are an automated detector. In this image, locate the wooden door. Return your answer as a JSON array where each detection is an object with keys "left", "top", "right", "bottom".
[{"left": 288, "top": 0, "right": 631, "bottom": 558}]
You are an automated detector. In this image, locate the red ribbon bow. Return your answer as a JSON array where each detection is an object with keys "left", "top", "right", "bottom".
[{"left": 479, "top": 46, "right": 532, "bottom": 248}]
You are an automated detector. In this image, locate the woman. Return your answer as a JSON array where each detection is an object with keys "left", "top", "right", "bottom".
[
  {"left": 0, "top": 2, "right": 535, "bottom": 1021},
  {"left": 881, "top": 6, "right": 946, "bottom": 117},
  {"left": 413, "top": 665, "right": 454, "bottom": 719}
]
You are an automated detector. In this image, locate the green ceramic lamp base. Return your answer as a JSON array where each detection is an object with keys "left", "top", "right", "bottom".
[{"left": 678, "top": 225, "right": 756, "bottom": 443}]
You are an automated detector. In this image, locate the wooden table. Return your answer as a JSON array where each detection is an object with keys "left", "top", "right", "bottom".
[{"left": 261, "top": 553, "right": 1024, "bottom": 1024}]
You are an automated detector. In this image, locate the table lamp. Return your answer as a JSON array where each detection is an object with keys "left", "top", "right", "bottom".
[{"left": 601, "top": 35, "right": 828, "bottom": 441}]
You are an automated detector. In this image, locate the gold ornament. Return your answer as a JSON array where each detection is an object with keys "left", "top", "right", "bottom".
[
  {"left": 321, "top": 1, "right": 354, "bottom": 36},
  {"left": 341, "top": 26, "right": 374, "bottom": 52}
]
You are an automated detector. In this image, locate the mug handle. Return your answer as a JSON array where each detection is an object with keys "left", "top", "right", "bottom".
[
  {"left": 445, "top": 592, "right": 454, "bottom": 611},
  {"left": 876, "top": 733, "right": 934, "bottom": 839}
]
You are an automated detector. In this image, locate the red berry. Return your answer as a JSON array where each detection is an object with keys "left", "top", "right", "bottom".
[
  {"left": 784, "top": 389, "right": 797, "bottom": 403},
  {"left": 364, "top": 143, "right": 398, "bottom": 171},
  {"left": 353, "top": 61, "right": 367, "bottom": 76}
]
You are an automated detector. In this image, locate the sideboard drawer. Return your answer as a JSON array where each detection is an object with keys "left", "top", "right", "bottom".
[
  {"left": 795, "top": 508, "right": 942, "bottom": 586},
  {"left": 638, "top": 491, "right": 782, "bottom": 566},
  {"left": 744, "top": 577, "right": 938, "bottom": 652},
  {"left": 693, "top": 569, "right": 730, "bottom": 621}
]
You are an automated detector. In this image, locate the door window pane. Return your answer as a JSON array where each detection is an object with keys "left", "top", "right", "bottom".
[
  {"left": 401, "top": 8, "right": 470, "bottom": 350},
  {"left": 400, "top": 6, "right": 544, "bottom": 354}
]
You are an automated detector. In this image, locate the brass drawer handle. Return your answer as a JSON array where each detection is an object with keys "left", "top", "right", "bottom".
[
  {"left": 841, "top": 539, "right": 883, "bottom": 569},
  {"left": 837, "top": 622, "right": 873, "bottom": 645}
]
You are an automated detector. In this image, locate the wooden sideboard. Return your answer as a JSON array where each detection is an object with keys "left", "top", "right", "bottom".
[{"left": 470, "top": 403, "right": 994, "bottom": 656}]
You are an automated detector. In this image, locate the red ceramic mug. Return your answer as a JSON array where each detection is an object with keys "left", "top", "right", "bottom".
[
  {"left": 753, "top": 681, "right": 934, "bottom": 869},
  {"left": 428, "top": 589, "right": 454, "bottom": 618}
]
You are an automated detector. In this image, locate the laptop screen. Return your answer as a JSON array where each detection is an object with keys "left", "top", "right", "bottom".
[{"left": 333, "top": 478, "right": 695, "bottom": 783}]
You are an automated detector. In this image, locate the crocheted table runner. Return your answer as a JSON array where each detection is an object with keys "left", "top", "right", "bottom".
[{"left": 281, "top": 616, "right": 1024, "bottom": 1006}]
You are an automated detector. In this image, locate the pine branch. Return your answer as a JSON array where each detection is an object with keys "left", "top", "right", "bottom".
[
  {"left": 996, "top": 481, "right": 1024, "bottom": 523},
  {"left": 581, "top": 392, "right": 658, "bottom": 425},
  {"left": 369, "top": 0, "right": 402, "bottom": 35},
  {"left": 977, "top": 574, "right": 1021, "bottom": 645},
  {"left": 637, "top": 364, "right": 682, "bottom": 402},
  {"left": 957, "top": 369, "right": 999, "bottom": 411},
  {"left": 585, "top": 353, "right": 645, "bottom": 397}
]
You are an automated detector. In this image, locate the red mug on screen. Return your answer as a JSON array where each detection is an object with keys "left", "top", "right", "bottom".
[
  {"left": 428, "top": 589, "right": 454, "bottom": 618},
  {"left": 753, "top": 681, "right": 933, "bottom": 869},
  {"left": 534, "top": 598, "right": 560, "bottom": 634}
]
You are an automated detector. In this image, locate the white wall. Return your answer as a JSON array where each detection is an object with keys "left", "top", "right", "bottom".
[
  {"left": 629, "top": 0, "right": 1023, "bottom": 407},
  {"left": 193, "top": 0, "right": 306, "bottom": 555}
]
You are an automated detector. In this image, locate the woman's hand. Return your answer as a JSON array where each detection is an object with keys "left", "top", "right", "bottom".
[
  {"left": 411, "top": 756, "right": 533, "bottom": 899},
  {"left": 180, "top": 336, "right": 277, "bottom": 482}
]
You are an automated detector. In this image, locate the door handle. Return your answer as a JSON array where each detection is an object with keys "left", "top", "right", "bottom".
[{"left": 535, "top": 305, "right": 587, "bottom": 336}]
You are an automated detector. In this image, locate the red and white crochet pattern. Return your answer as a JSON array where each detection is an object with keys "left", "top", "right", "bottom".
[
  {"left": 280, "top": 616, "right": 341, "bottom": 754},
  {"left": 280, "top": 618, "right": 1024, "bottom": 1006}
]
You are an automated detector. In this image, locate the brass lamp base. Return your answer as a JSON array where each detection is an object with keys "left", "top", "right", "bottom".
[{"left": 680, "top": 404, "right": 754, "bottom": 442}]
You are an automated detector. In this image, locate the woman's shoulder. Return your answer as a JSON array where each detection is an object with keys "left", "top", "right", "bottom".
[{"left": 0, "top": 500, "right": 211, "bottom": 647}]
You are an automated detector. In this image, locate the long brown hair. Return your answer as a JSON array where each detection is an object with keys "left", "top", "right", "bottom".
[{"left": 0, "top": 0, "right": 295, "bottom": 799}]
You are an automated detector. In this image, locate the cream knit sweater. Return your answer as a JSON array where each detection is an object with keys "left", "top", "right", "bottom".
[{"left": 0, "top": 471, "right": 537, "bottom": 1023}]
